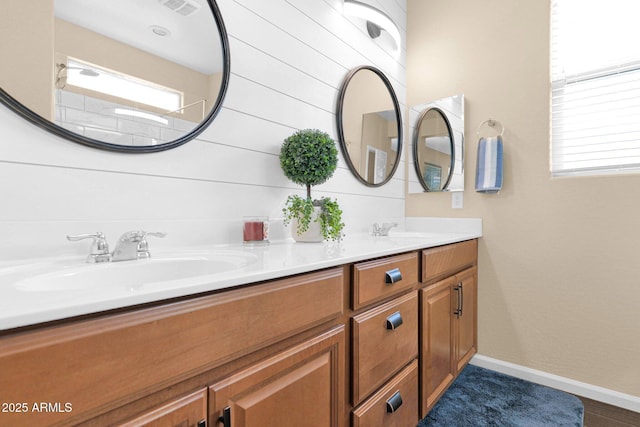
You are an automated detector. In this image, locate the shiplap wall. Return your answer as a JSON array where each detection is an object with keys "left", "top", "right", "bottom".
[{"left": 0, "top": 0, "right": 407, "bottom": 260}]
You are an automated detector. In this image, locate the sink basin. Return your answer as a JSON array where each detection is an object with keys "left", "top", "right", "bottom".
[{"left": 12, "top": 250, "right": 258, "bottom": 293}]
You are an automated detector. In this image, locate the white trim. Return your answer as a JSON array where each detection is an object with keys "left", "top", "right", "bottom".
[{"left": 471, "top": 354, "right": 640, "bottom": 414}]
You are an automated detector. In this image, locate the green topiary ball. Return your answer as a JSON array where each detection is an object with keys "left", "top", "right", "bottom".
[{"left": 280, "top": 129, "right": 338, "bottom": 188}]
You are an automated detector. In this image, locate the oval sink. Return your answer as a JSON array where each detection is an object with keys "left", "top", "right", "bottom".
[{"left": 12, "top": 250, "right": 258, "bottom": 292}]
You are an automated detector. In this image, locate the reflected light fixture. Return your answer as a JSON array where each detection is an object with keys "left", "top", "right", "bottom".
[
  {"left": 114, "top": 108, "right": 169, "bottom": 125},
  {"left": 343, "top": 0, "right": 401, "bottom": 53}
]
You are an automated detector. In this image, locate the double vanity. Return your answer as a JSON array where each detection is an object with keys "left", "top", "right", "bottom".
[{"left": 0, "top": 220, "right": 480, "bottom": 426}]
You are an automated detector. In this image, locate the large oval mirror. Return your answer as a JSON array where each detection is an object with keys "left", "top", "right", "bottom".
[
  {"left": 336, "top": 66, "right": 402, "bottom": 187},
  {"left": 409, "top": 94, "right": 464, "bottom": 193},
  {"left": 0, "top": 0, "right": 229, "bottom": 152}
]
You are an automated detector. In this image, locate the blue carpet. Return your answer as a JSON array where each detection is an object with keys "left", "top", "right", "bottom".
[{"left": 418, "top": 365, "right": 584, "bottom": 427}]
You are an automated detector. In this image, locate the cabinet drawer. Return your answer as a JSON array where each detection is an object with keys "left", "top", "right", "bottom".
[
  {"left": 352, "top": 360, "right": 419, "bottom": 427},
  {"left": 352, "top": 291, "right": 418, "bottom": 404},
  {"left": 0, "top": 268, "right": 344, "bottom": 425},
  {"left": 422, "top": 240, "right": 477, "bottom": 283},
  {"left": 353, "top": 252, "right": 418, "bottom": 310}
]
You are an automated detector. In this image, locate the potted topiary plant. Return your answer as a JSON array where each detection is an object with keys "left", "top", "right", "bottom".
[{"left": 280, "top": 129, "right": 345, "bottom": 242}]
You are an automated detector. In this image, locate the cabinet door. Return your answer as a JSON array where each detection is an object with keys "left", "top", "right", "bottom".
[
  {"left": 119, "top": 388, "right": 207, "bottom": 427},
  {"left": 210, "top": 327, "right": 345, "bottom": 427},
  {"left": 454, "top": 267, "right": 477, "bottom": 372},
  {"left": 420, "top": 277, "right": 455, "bottom": 417}
]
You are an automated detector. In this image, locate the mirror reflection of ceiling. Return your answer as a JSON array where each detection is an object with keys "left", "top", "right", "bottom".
[
  {"left": 0, "top": 0, "right": 228, "bottom": 152},
  {"left": 55, "top": 0, "right": 222, "bottom": 75},
  {"left": 337, "top": 66, "right": 403, "bottom": 187},
  {"left": 409, "top": 94, "right": 465, "bottom": 193}
]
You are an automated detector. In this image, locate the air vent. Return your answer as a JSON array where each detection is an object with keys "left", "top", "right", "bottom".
[{"left": 158, "top": 0, "right": 201, "bottom": 16}]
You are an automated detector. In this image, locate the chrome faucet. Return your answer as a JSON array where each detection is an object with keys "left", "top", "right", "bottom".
[
  {"left": 111, "top": 231, "right": 166, "bottom": 262},
  {"left": 371, "top": 222, "right": 399, "bottom": 237},
  {"left": 67, "top": 232, "right": 111, "bottom": 263},
  {"left": 68, "top": 230, "right": 166, "bottom": 263}
]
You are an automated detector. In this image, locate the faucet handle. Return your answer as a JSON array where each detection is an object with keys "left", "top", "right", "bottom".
[
  {"left": 67, "top": 232, "right": 111, "bottom": 263},
  {"left": 145, "top": 232, "right": 167, "bottom": 239},
  {"left": 136, "top": 231, "right": 166, "bottom": 259}
]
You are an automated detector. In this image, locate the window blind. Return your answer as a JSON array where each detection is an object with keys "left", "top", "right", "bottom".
[{"left": 550, "top": 0, "right": 640, "bottom": 176}]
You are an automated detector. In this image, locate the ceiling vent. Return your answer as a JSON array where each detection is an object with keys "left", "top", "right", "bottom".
[{"left": 158, "top": 0, "right": 201, "bottom": 16}]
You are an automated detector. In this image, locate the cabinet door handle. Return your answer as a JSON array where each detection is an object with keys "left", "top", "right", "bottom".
[
  {"left": 385, "top": 268, "right": 402, "bottom": 284},
  {"left": 459, "top": 282, "right": 464, "bottom": 316},
  {"left": 454, "top": 284, "right": 461, "bottom": 318},
  {"left": 218, "top": 406, "right": 231, "bottom": 427},
  {"left": 386, "top": 311, "right": 403, "bottom": 330},
  {"left": 197, "top": 419, "right": 207, "bottom": 427},
  {"left": 386, "top": 391, "right": 403, "bottom": 413}
]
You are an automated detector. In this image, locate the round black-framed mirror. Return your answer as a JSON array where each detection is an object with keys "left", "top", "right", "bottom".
[
  {"left": 413, "top": 107, "right": 455, "bottom": 191},
  {"left": 0, "top": 0, "right": 230, "bottom": 153},
  {"left": 336, "top": 65, "right": 403, "bottom": 187}
]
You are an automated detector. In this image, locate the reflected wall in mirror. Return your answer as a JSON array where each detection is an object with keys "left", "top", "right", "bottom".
[
  {"left": 408, "top": 94, "right": 465, "bottom": 193},
  {"left": 0, "top": 0, "right": 230, "bottom": 152},
  {"left": 336, "top": 66, "right": 403, "bottom": 187}
]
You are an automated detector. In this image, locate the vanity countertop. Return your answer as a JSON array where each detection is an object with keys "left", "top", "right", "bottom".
[{"left": 0, "top": 218, "right": 481, "bottom": 331}]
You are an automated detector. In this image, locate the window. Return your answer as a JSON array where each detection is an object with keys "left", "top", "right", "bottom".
[
  {"left": 65, "top": 58, "right": 182, "bottom": 112},
  {"left": 550, "top": 0, "right": 640, "bottom": 176}
]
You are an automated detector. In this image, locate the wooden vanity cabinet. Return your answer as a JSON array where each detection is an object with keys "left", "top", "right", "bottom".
[
  {"left": 419, "top": 240, "right": 478, "bottom": 417},
  {"left": 0, "top": 268, "right": 344, "bottom": 427}
]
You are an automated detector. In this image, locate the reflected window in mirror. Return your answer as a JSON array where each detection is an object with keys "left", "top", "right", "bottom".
[
  {"left": 409, "top": 94, "right": 465, "bottom": 193},
  {"left": 336, "top": 66, "right": 403, "bottom": 187},
  {"left": 0, "top": 0, "right": 230, "bottom": 152}
]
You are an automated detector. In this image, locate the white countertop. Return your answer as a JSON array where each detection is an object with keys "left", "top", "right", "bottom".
[{"left": 0, "top": 219, "right": 481, "bottom": 331}]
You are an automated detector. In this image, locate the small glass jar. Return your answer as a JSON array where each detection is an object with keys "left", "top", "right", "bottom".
[{"left": 243, "top": 216, "right": 269, "bottom": 246}]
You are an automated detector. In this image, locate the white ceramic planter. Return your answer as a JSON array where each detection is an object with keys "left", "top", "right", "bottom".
[{"left": 291, "top": 206, "right": 323, "bottom": 243}]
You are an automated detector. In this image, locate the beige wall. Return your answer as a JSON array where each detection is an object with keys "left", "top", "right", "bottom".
[
  {"left": 407, "top": 0, "right": 640, "bottom": 397},
  {"left": 0, "top": 0, "right": 54, "bottom": 119}
]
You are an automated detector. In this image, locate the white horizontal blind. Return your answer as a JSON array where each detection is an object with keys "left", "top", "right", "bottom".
[{"left": 551, "top": 0, "right": 640, "bottom": 176}]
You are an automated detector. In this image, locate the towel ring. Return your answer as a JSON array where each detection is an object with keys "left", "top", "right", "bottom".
[{"left": 477, "top": 118, "right": 504, "bottom": 137}]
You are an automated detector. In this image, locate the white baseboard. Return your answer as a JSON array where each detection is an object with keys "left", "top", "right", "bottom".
[{"left": 471, "top": 354, "right": 640, "bottom": 414}]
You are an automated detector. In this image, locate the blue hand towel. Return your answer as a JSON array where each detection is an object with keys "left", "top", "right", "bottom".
[{"left": 475, "top": 136, "right": 503, "bottom": 193}]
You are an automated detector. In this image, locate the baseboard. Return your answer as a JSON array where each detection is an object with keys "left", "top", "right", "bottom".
[{"left": 471, "top": 354, "right": 640, "bottom": 414}]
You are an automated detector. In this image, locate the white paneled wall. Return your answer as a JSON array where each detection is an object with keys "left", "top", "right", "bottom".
[{"left": 0, "top": 0, "right": 407, "bottom": 260}]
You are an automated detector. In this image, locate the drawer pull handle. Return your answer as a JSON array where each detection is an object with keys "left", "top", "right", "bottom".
[
  {"left": 454, "top": 283, "right": 461, "bottom": 318},
  {"left": 385, "top": 268, "right": 402, "bottom": 284},
  {"left": 386, "top": 391, "right": 403, "bottom": 413},
  {"left": 386, "top": 311, "right": 403, "bottom": 330}
]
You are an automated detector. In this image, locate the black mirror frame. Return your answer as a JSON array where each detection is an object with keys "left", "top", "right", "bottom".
[
  {"left": 0, "top": 0, "right": 230, "bottom": 153},
  {"left": 413, "top": 107, "right": 455, "bottom": 192},
  {"left": 336, "top": 65, "right": 403, "bottom": 187}
]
